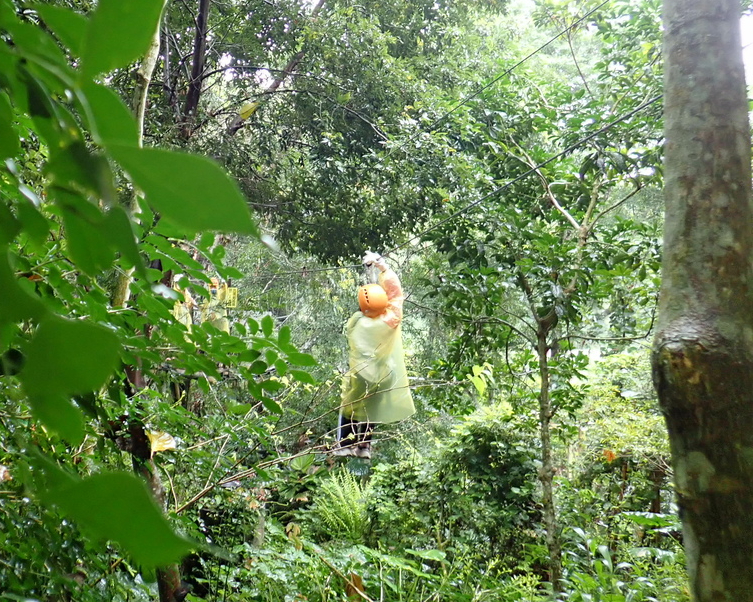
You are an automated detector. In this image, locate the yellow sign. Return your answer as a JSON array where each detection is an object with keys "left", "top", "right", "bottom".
[{"left": 224, "top": 287, "right": 238, "bottom": 308}]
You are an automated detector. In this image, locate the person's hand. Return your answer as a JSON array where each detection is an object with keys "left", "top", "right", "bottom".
[{"left": 362, "top": 251, "right": 387, "bottom": 271}]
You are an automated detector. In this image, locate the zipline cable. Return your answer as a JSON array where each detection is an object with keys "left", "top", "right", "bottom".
[
  {"left": 387, "top": 93, "right": 663, "bottom": 253},
  {"left": 383, "top": 37, "right": 753, "bottom": 252},
  {"left": 242, "top": 2, "right": 626, "bottom": 279},
  {"left": 246, "top": 92, "right": 662, "bottom": 281},
  {"left": 389, "top": 0, "right": 613, "bottom": 150}
]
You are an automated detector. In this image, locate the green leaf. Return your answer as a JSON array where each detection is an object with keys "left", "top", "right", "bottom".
[
  {"left": 109, "top": 146, "right": 258, "bottom": 235},
  {"left": 289, "top": 454, "right": 315, "bottom": 472},
  {"left": 229, "top": 403, "right": 253, "bottom": 416},
  {"left": 0, "top": 91, "right": 19, "bottom": 159},
  {"left": 0, "top": 204, "right": 20, "bottom": 244},
  {"left": 101, "top": 206, "right": 144, "bottom": 274},
  {"left": 15, "top": 201, "right": 49, "bottom": 247},
  {"left": 20, "top": 66, "right": 55, "bottom": 120},
  {"left": 5, "top": 15, "right": 70, "bottom": 70},
  {"left": 79, "top": 82, "right": 139, "bottom": 147},
  {"left": 406, "top": 548, "right": 447, "bottom": 563},
  {"left": 33, "top": 5, "right": 88, "bottom": 57},
  {"left": 290, "top": 369, "right": 316, "bottom": 385},
  {"left": 81, "top": 0, "right": 165, "bottom": 78},
  {"left": 274, "top": 359, "right": 288, "bottom": 377},
  {"left": 278, "top": 325, "right": 292, "bottom": 349},
  {"left": 48, "top": 472, "right": 193, "bottom": 567},
  {"left": 45, "top": 142, "right": 115, "bottom": 203},
  {"left": 261, "top": 397, "right": 283, "bottom": 414},
  {"left": 259, "top": 379, "right": 285, "bottom": 393},
  {"left": 29, "top": 391, "right": 85, "bottom": 444},
  {"left": 287, "top": 352, "right": 316, "bottom": 367},
  {"left": 0, "top": 247, "right": 47, "bottom": 327},
  {"left": 261, "top": 314, "right": 274, "bottom": 337},
  {"left": 63, "top": 210, "right": 114, "bottom": 275},
  {"left": 20, "top": 316, "right": 121, "bottom": 440},
  {"left": 248, "top": 360, "right": 267, "bottom": 375}
]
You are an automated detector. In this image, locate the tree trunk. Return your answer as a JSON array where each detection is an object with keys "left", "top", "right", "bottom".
[
  {"left": 108, "top": 6, "right": 187, "bottom": 599},
  {"left": 126, "top": 421, "right": 187, "bottom": 602},
  {"left": 182, "top": 0, "right": 211, "bottom": 135},
  {"left": 537, "top": 331, "right": 562, "bottom": 591},
  {"left": 652, "top": 1, "right": 753, "bottom": 600},
  {"left": 227, "top": 0, "right": 327, "bottom": 134},
  {"left": 111, "top": 13, "right": 165, "bottom": 309}
]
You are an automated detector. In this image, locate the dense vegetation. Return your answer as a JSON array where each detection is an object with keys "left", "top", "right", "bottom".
[{"left": 0, "top": 0, "right": 747, "bottom": 600}]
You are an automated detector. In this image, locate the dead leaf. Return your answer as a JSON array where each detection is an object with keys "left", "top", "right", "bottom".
[
  {"left": 146, "top": 431, "right": 177, "bottom": 455},
  {"left": 346, "top": 572, "right": 364, "bottom": 600}
]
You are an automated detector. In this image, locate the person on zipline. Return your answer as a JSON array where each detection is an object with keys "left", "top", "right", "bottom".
[{"left": 333, "top": 251, "right": 415, "bottom": 459}]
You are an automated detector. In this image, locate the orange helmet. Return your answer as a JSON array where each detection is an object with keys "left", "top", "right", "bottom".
[{"left": 358, "top": 284, "right": 388, "bottom": 317}]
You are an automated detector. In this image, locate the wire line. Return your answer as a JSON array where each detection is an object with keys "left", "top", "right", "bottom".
[
  {"left": 250, "top": 94, "right": 662, "bottom": 280},
  {"left": 388, "top": 93, "right": 663, "bottom": 253},
  {"left": 383, "top": 0, "right": 613, "bottom": 160}
]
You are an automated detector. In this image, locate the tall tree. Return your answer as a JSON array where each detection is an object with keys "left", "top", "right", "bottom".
[{"left": 652, "top": 0, "right": 753, "bottom": 599}]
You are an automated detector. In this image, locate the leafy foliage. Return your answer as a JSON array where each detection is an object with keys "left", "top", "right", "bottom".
[
  {"left": 0, "top": 0, "right": 696, "bottom": 600},
  {"left": 307, "top": 470, "right": 371, "bottom": 543},
  {"left": 0, "top": 0, "right": 314, "bottom": 584}
]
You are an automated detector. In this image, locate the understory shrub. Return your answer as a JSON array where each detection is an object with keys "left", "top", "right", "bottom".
[{"left": 367, "top": 403, "right": 540, "bottom": 569}]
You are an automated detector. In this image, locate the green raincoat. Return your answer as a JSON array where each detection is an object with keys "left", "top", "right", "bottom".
[{"left": 340, "top": 269, "right": 415, "bottom": 424}]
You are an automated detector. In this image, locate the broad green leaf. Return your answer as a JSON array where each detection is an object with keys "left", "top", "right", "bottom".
[
  {"left": 81, "top": 0, "right": 165, "bottom": 78},
  {"left": 4, "top": 15, "right": 70, "bottom": 70},
  {"left": 289, "top": 454, "right": 315, "bottom": 472},
  {"left": 287, "top": 352, "right": 316, "bottom": 367},
  {"left": 0, "top": 247, "right": 47, "bottom": 327},
  {"left": 145, "top": 234, "right": 204, "bottom": 270},
  {"left": 48, "top": 472, "right": 193, "bottom": 567},
  {"left": 109, "top": 146, "right": 258, "bottom": 235},
  {"left": 49, "top": 186, "right": 101, "bottom": 219},
  {"left": 79, "top": 82, "right": 139, "bottom": 147},
  {"left": 229, "top": 403, "right": 253, "bottom": 415},
  {"left": 29, "top": 391, "right": 84, "bottom": 444},
  {"left": 33, "top": 5, "right": 88, "bottom": 57},
  {"left": 15, "top": 202, "right": 48, "bottom": 246},
  {"left": 101, "top": 206, "right": 144, "bottom": 274},
  {"left": 278, "top": 325, "right": 291, "bottom": 348},
  {"left": 0, "top": 0, "right": 17, "bottom": 26},
  {"left": 30, "top": 448, "right": 77, "bottom": 492},
  {"left": 0, "top": 204, "right": 20, "bottom": 244},
  {"left": 20, "top": 67, "right": 55, "bottom": 119},
  {"left": 259, "top": 379, "right": 284, "bottom": 393},
  {"left": 406, "top": 548, "right": 447, "bottom": 563},
  {"left": 274, "top": 359, "right": 288, "bottom": 376},
  {"left": 20, "top": 315, "right": 121, "bottom": 399},
  {"left": 0, "top": 91, "right": 19, "bottom": 158},
  {"left": 290, "top": 369, "right": 316, "bottom": 385},
  {"left": 261, "top": 314, "right": 274, "bottom": 337},
  {"left": 261, "top": 397, "right": 283, "bottom": 414},
  {"left": 20, "top": 316, "right": 120, "bottom": 441},
  {"left": 63, "top": 210, "right": 114, "bottom": 275},
  {"left": 238, "top": 349, "right": 261, "bottom": 362},
  {"left": 248, "top": 360, "right": 267, "bottom": 375},
  {"left": 46, "top": 142, "right": 115, "bottom": 204}
]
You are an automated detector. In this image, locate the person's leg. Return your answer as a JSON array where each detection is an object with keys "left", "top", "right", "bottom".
[
  {"left": 332, "top": 412, "right": 360, "bottom": 456},
  {"left": 355, "top": 421, "right": 374, "bottom": 459}
]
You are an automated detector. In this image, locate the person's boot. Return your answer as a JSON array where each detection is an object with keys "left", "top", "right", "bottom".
[{"left": 355, "top": 442, "right": 371, "bottom": 459}]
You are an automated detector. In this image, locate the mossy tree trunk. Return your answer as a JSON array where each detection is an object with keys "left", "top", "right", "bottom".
[{"left": 652, "top": 0, "right": 753, "bottom": 599}]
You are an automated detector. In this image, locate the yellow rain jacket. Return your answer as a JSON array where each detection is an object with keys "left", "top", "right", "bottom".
[{"left": 341, "top": 269, "right": 415, "bottom": 424}]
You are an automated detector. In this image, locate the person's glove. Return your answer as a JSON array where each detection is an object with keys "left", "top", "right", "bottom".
[{"left": 362, "top": 251, "right": 387, "bottom": 271}]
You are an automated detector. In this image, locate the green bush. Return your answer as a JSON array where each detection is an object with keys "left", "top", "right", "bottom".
[
  {"left": 306, "top": 469, "right": 371, "bottom": 543},
  {"left": 368, "top": 403, "right": 539, "bottom": 568}
]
